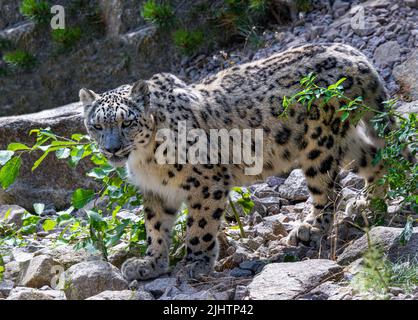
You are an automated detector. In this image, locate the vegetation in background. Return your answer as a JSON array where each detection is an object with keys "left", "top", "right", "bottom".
[
  {"left": 141, "top": 0, "right": 176, "bottom": 30},
  {"left": 51, "top": 27, "right": 82, "bottom": 50},
  {"left": 20, "top": 0, "right": 51, "bottom": 26},
  {"left": 3, "top": 50, "right": 37, "bottom": 71},
  {"left": 173, "top": 29, "right": 205, "bottom": 56}
]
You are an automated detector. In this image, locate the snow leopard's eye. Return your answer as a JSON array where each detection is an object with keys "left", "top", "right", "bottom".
[
  {"left": 92, "top": 124, "right": 103, "bottom": 131},
  {"left": 122, "top": 120, "right": 133, "bottom": 128}
]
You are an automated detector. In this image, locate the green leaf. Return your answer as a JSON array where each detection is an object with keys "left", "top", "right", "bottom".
[
  {"left": 341, "top": 111, "right": 350, "bottom": 122},
  {"left": 0, "top": 156, "right": 21, "bottom": 189},
  {"left": 32, "top": 151, "right": 50, "bottom": 171},
  {"left": 72, "top": 188, "right": 95, "bottom": 209},
  {"left": 7, "top": 143, "right": 30, "bottom": 151},
  {"left": 0, "top": 150, "right": 14, "bottom": 165},
  {"left": 33, "top": 203, "right": 45, "bottom": 215},
  {"left": 55, "top": 148, "right": 70, "bottom": 159},
  {"left": 2, "top": 208, "right": 12, "bottom": 221},
  {"left": 42, "top": 219, "right": 57, "bottom": 231}
]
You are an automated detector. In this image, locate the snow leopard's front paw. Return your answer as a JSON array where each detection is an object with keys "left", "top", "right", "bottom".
[
  {"left": 174, "top": 258, "right": 214, "bottom": 281},
  {"left": 285, "top": 212, "right": 333, "bottom": 247},
  {"left": 121, "top": 257, "right": 168, "bottom": 282}
]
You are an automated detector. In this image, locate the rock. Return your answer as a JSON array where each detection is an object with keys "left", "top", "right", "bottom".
[
  {"left": 86, "top": 289, "right": 154, "bottom": 300},
  {"left": 230, "top": 268, "right": 253, "bottom": 277},
  {"left": 374, "top": 41, "right": 401, "bottom": 66},
  {"left": 247, "top": 260, "right": 342, "bottom": 300},
  {"left": 278, "top": 170, "right": 310, "bottom": 201},
  {"left": 393, "top": 49, "right": 418, "bottom": 100},
  {"left": 63, "top": 260, "right": 128, "bottom": 300},
  {"left": 239, "top": 260, "right": 267, "bottom": 274},
  {"left": 0, "top": 204, "right": 25, "bottom": 228},
  {"left": 340, "top": 172, "right": 365, "bottom": 190},
  {"left": 0, "top": 103, "right": 98, "bottom": 210},
  {"left": 404, "top": 0, "right": 418, "bottom": 9},
  {"left": 3, "top": 261, "right": 20, "bottom": 282},
  {"left": 234, "top": 285, "right": 249, "bottom": 300},
  {"left": 18, "top": 255, "right": 61, "bottom": 288},
  {"left": 252, "top": 196, "right": 283, "bottom": 216},
  {"left": 144, "top": 277, "right": 177, "bottom": 298},
  {"left": 6, "top": 287, "right": 65, "bottom": 300},
  {"left": 0, "top": 279, "right": 14, "bottom": 298},
  {"left": 298, "top": 281, "right": 351, "bottom": 300},
  {"left": 338, "top": 227, "right": 418, "bottom": 265},
  {"left": 35, "top": 245, "right": 99, "bottom": 269},
  {"left": 397, "top": 100, "right": 418, "bottom": 115}
]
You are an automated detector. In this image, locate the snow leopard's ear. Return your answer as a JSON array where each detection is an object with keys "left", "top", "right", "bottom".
[
  {"left": 130, "top": 80, "right": 151, "bottom": 113},
  {"left": 79, "top": 88, "right": 98, "bottom": 106}
]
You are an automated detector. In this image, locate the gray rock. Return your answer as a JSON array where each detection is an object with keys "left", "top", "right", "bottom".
[
  {"left": 6, "top": 287, "right": 65, "bottom": 300},
  {"left": 0, "top": 204, "right": 25, "bottom": 228},
  {"left": 239, "top": 260, "right": 267, "bottom": 274},
  {"left": 393, "top": 49, "right": 418, "bottom": 100},
  {"left": 230, "top": 268, "right": 253, "bottom": 277},
  {"left": 247, "top": 260, "right": 342, "bottom": 300},
  {"left": 278, "top": 170, "right": 310, "bottom": 201},
  {"left": 63, "top": 260, "right": 128, "bottom": 300},
  {"left": 0, "top": 103, "right": 98, "bottom": 210},
  {"left": 0, "top": 279, "right": 14, "bottom": 298},
  {"left": 404, "top": 0, "right": 418, "bottom": 9},
  {"left": 18, "top": 255, "right": 61, "bottom": 288},
  {"left": 374, "top": 41, "right": 401, "bottom": 66},
  {"left": 144, "top": 277, "right": 177, "bottom": 298},
  {"left": 338, "top": 226, "right": 418, "bottom": 265},
  {"left": 397, "top": 100, "right": 418, "bottom": 115},
  {"left": 86, "top": 289, "right": 154, "bottom": 300},
  {"left": 298, "top": 281, "right": 351, "bottom": 300},
  {"left": 34, "top": 245, "right": 100, "bottom": 269},
  {"left": 340, "top": 172, "right": 365, "bottom": 190}
]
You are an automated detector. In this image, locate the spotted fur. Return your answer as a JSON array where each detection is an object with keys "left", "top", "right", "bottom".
[{"left": 80, "top": 43, "right": 391, "bottom": 282}]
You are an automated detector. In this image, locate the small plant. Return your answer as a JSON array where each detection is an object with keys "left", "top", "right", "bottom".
[
  {"left": 282, "top": 74, "right": 417, "bottom": 213},
  {"left": 3, "top": 50, "right": 37, "bottom": 71},
  {"left": 0, "top": 128, "right": 189, "bottom": 261},
  {"left": 228, "top": 187, "right": 254, "bottom": 238},
  {"left": 141, "top": 0, "right": 176, "bottom": 30},
  {"left": 20, "top": 0, "right": 51, "bottom": 26},
  {"left": 351, "top": 231, "right": 418, "bottom": 299},
  {"left": 173, "top": 29, "right": 204, "bottom": 56},
  {"left": 51, "top": 27, "right": 82, "bottom": 50}
]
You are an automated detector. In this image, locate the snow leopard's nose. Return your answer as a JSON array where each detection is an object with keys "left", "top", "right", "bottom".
[{"left": 103, "top": 130, "right": 122, "bottom": 155}]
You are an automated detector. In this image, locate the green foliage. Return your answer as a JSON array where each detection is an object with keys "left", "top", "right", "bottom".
[
  {"left": 141, "top": 0, "right": 176, "bottom": 30},
  {"left": 3, "top": 50, "right": 37, "bottom": 71},
  {"left": 351, "top": 233, "right": 418, "bottom": 299},
  {"left": 0, "top": 128, "right": 189, "bottom": 261},
  {"left": 20, "top": 0, "right": 51, "bottom": 26},
  {"left": 283, "top": 74, "right": 417, "bottom": 214},
  {"left": 51, "top": 27, "right": 82, "bottom": 50},
  {"left": 173, "top": 29, "right": 204, "bottom": 56},
  {"left": 351, "top": 240, "right": 391, "bottom": 299}
]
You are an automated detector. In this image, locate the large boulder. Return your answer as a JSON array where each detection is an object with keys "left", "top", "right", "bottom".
[
  {"left": 0, "top": 103, "right": 97, "bottom": 210},
  {"left": 247, "top": 260, "right": 342, "bottom": 300},
  {"left": 337, "top": 226, "right": 418, "bottom": 265},
  {"left": 393, "top": 49, "right": 418, "bottom": 101},
  {"left": 18, "top": 255, "right": 62, "bottom": 288},
  {"left": 63, "top": 260, "right": 128, "bottom": 300}
]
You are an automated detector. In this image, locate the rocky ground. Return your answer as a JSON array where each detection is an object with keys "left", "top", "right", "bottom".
[{"left": 0, "top": 0, "right": 417, "bottom": 300}]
